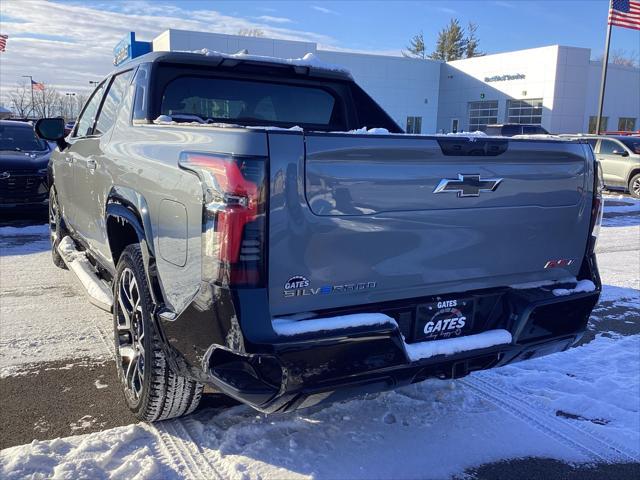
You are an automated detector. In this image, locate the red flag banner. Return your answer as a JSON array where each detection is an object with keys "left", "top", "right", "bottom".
[
  {"left": 0, "top": 34, "right": 8, "bottom": 52},
  {"left": 32, "top": 80, "right": 45, "bottom": 91}
]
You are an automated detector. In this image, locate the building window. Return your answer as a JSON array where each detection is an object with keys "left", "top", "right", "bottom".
[
  {"left": 618, "top": 117, "right": 637, "bottom": 132},
  {"left": 406, "top": 116, "right": 422, "bottom": 134},
  {"left": 588, "top": 116, "right": 608, "bottom": 134},
  {"left": 506, "top": 98, "right": 543, "bottom": 124},
  {"left": 468, "top": 100, "right": 498, "bottom": 131}
]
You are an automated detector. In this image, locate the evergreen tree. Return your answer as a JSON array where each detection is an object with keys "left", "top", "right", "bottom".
[
  {"left": 430, "top": 19, "right": 466, "bottom": 61},
  {"left": 402, "top": 31, "right": 427, "bottom": 59},
  {"left": 465, "top": 22, "right": 483, "bottom": 58}
]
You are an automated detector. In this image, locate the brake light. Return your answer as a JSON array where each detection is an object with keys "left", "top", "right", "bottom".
[
  {"left": 179, "top": 152, "right": 267, "bottom": 287},
  {"left": 588, "top": 159, "right": 604, "bottom": 254}
]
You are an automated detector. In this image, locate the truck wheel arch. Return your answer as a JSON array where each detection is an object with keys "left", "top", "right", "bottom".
[{"left": 105, "top": 188, "right": 164, "bottom": 307}]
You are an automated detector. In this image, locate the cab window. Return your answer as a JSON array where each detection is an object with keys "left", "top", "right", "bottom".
[
  {"left": 94, "top": 70, "right": 133, "bottom": 135},
  {"left": 74, "top": 82, "right": 106, "bottom": 137}
]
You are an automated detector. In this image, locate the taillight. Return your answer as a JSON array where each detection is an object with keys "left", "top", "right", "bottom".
[
  {"left": 179, "top": 152, "right": 267, "bottom": 287},
  {"left": 588, "top": 159, "right": 604, "bottom": 254}
]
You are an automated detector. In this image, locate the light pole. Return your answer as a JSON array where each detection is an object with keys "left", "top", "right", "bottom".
[
  {"left": 89, "top": 80, "right": 100, "bottom": 87},
  {"left": 21, "top": 75, "right": 36, "bottom": 119},
  {"left": 65, "top": 92, "right": 76, "bottom": 119}
]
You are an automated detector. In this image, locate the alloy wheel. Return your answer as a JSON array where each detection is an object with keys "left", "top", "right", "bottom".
[
  {"left": 633, "top": 177, "right": 640, "bottom": 198},
  {"left": 116, "top": 268, "right": 146, "bottom": 401}
]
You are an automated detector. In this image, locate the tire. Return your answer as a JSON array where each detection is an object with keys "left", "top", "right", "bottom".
[
  {"left": 49, "top": 188, "right": 67, "bottom": 269},
  {"left": 629, "top": 173, "right": 640, "bottom": 199},
  {"left": 113, "top": 243, "right": 203, "bottom": 421}
]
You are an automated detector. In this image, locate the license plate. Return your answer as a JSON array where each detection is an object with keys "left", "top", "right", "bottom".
[{"left": 414, "top": 298, "right": 475, "bottom": 341}]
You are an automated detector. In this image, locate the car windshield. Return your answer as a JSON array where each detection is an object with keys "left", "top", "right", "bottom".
[
  {"left": 620, "top": 137, "right": 640, "bottom": 154},
  {"left": 160, "top": 76, "right": 343, "bottom": 129},
  {"left": 0, "top": 124, "right": 49, "bottom": 152}
]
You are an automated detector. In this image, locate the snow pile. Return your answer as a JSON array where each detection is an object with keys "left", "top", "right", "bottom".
[
  {"left": 552, "top": 279, "right": 597, "bottom": 297},
  {"left": 0, "top": 424, "right": 167, "bottom": 479},
  {"left": 192, "top": 49, "right": 352, "bottom": 76},
  {"left": 495, "top": 334, "right": 640, "bottom": 457},
  {"left": 272, "top": 312, "right": 393, "bottom": 336},
  {"left": 405, "top": 329, "right": 512, "bottom": 361},
  {"left": 0, "top": 228, "right": 111, "bottom": 376}
]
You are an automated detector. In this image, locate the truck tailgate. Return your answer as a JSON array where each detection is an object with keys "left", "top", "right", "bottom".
[{"left": 267, "top": 132, "right": 593, "bottom": 316}]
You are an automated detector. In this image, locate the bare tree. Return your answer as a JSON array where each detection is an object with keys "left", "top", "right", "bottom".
[
  {"left": 237, "top": 28, "right": 264, "bottom": 37},
  {"left": 610, "top": 49, "right": 638, "bottom": 67},
  {"left": 594, "top": 49, "right": 639, "bottom": 68},
  {"left": 8, "top": 81, "right": 33, "bottom": 118},
  {"left": 33, "top": 87, "right": 61, "bottom": 118}
]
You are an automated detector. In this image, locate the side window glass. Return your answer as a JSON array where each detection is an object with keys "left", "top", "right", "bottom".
[
  {"left": 74, "top": 83, "right": 106, "bottom": 137},
  {"left": 599, "top": 140, "right": 619, "bottom": 155},
  {"left": 94, "top": 70, "right": 133, "bottom": 136}
]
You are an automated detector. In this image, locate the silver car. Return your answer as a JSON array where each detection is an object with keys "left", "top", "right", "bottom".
[{"left": 570, "top": 135, "right": 640, "bottom": 198}]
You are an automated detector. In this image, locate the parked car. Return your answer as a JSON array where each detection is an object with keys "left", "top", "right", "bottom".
[
  {"left": 562, "top": 134, "right": 640, "bottom": 198},
  {"left": 64, "top": 121, "right": 76, "bottom": 137},
  {"left": 36, "top": 51, "right": 602, "bottom": 421},
  {"left": 0, "top": 119, "right": 52, "bottom": 210},
  {"left": 484, "top": 124, "right": 550, "bottom": 136}
]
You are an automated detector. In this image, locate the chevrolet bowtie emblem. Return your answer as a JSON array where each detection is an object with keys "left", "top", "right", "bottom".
[{"left": 433, "top": 174, "right": 503, "bottom": 197}]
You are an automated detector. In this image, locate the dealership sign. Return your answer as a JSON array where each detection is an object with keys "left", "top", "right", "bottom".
[
  {"left": 113, "top": 32, "right": 151, "bottom": 66},
  {"left": 484, "top": 73, "right": 526, "bottom": 82}
]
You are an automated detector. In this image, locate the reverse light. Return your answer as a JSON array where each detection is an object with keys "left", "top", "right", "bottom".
[{"left": 179, "top": 152, "right": 267, "bottom": 287}]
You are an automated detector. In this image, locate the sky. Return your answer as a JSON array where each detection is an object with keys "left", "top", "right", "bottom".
[{"left": 0, "top": 0, "right": 638, "bottom": 100}]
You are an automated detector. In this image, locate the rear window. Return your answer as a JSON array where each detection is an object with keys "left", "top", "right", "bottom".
[
  {"left": 161, "top": 76, "right": 342, "bottom": 129},
  {"left": 0, "top": 124, "right": 48, "bottom": 152}
]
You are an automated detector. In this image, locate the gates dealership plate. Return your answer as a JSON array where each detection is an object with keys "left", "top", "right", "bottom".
[{"left": 414, "top": 298, "right": 475, "bottom": 341}]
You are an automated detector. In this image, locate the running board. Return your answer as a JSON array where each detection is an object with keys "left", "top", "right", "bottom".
[{"left": 57, "top": 236, "right": 113, "bottom": 312}]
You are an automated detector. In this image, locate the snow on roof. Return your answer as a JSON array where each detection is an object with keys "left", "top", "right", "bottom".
[{"left": 191, "top": 49, "right": 352, "bottom": 77}]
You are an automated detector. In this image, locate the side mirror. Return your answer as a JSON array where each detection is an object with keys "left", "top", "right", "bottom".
[
  {"left": 615, "top": 150, "right": 629, "bottom": 157},
  {"left": 35, "top": 117, "right": 68, "bottom": 150}
]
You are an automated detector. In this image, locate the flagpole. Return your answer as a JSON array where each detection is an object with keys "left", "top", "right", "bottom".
[
  {"left": 596, "top": 1, "right": 613, "bottom": 135},
  {"left": 21, "top": 75, "right": 35, "bottom": 119}
]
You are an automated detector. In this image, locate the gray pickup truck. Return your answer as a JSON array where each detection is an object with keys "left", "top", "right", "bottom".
[{"left": 36, "top": 51, "right": 602, "bottom": 421}]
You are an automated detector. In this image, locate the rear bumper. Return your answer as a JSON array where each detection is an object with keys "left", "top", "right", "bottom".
[
  {"left": 206, "top": 290, "right": 599, "bottom": 413},
  {"left": 159, "top": 256, "right": 601, "bottom": 414}
]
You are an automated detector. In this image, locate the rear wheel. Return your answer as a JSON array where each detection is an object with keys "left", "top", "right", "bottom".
[
  {"left": 629, "top": 173, "right": 640, "bottom": 199},
  {"left": 114, "top": 244, "right": 203, "bottom": 421},
  {"left": 49, "top": 188, "right": 67, "bottom": 269}
]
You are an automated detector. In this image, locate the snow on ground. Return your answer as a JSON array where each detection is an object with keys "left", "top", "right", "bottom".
[
  {"left": 0, "top": 224, "right": 112, "bottom": 377},
  {"left": 0, "top": 195, "right": 638, "bottom": 479}
]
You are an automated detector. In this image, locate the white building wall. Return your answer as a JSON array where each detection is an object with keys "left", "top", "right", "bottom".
[
  {"left": 437, "top": 45, "right": 563, "bottom": 133},
  {"left": 584, "top": 62, "right": 640, "bottom": 132},
  {"left": 317, "top": 51, "right": 440, "bottom": 132}
]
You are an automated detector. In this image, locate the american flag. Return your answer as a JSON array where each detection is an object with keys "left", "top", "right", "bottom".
[
  {"left": 609, "top": 0, "right": 640, "bottom": 30},
  {"left": 31, "top": 79, "right": 45, "bottom": 91},
  {"left": 0, "top": 34, "right": 7, "bottom": 53}
]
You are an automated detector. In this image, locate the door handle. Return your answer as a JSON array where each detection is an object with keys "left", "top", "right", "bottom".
[
  {"left": 65, "top": 156, "right": 74, "bottom": 164},
  {"left": 87, "top": 159, "right": 97, "bottom": 172}
]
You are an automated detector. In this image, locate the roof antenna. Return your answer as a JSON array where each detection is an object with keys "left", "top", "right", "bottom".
[{"left": 236, "top": 48, "right": 249, "bottom": 55}]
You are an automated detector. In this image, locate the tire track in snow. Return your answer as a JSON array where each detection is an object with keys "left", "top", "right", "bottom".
[
  {"left": 462, "top": 375, "right": 639, "bottom": 464},
  {"left": 149, "top": 419, "right": 224, "bottom": 480}
]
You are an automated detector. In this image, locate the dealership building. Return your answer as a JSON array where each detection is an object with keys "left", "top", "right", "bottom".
[{"left": 119, "top": 29, "right": 639, "bottom": 134}]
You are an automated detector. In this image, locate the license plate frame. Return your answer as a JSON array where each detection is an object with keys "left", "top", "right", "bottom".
[{"left": 414, "top": 298, "right": 475, "bottom": 342}]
